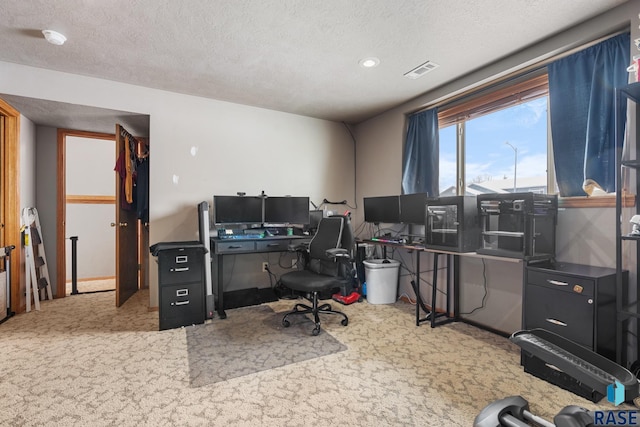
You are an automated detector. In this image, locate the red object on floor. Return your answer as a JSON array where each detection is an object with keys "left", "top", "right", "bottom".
[{"left": 332, "top": 291, "right": 362, "bottom": 305}]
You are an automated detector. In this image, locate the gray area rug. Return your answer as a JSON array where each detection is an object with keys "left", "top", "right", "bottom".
[{"left": 186, "top": 304, "right": 347, "bottom": 387}]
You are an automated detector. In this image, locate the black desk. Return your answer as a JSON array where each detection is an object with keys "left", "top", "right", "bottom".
[
  {"left": 361, "top": 240, "right": 457, "bottom": 328},
  {"left": 361, "top": 240, "right": 524, "bottom": 330},
  {"left": 210, "top": 235, "right": 311, "bottom": 319}
]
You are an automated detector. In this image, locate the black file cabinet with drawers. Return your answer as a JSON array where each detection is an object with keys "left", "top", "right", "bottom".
[
  {"left": 150, "top": 241, "right": 207, "bottom": 331},
  {"left": 522, "top": 261, "right": 625, "bottom": 401}
]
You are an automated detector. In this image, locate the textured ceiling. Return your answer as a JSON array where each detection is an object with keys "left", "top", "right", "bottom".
[
  {"left": 0, "top": 94, "right": 150, "bottom": 137},
  {"left": 0, "top": 0, "right": 629, "bottom": 131}
]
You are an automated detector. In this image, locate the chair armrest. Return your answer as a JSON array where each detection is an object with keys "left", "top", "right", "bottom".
[{"left": 326, "top": 248, "right": 349, "bottom": 258}]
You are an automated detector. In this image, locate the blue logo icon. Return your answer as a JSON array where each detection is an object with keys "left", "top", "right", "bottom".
[{"left": 607, "top": 380, "right": 625, "bottom": 406}]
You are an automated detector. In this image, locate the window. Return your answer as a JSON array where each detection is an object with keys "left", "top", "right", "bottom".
[
  {"left": 424, "top": 31, "right": 631, "bottom": 208},
  {"left": 437, "top": 74, "right": 551, "bottom": 196}
]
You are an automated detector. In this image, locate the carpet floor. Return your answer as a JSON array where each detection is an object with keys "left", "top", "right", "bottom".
[
  {"left": 0, "top": 289, "right": 632, "bottom": 426},
  {"left": 187, "top": 305, "right": 346, "bottom": 386}
]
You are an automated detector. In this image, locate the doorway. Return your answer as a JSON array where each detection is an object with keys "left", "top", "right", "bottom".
[
  {"left": 57, "top": 128, "right": 148, "bottom": 306},
  {"left": 63, "top": 133, "right": 117, "bottom": 295},
  {"left": 0, "top": 99, "right": 20, "bottom": 314}
]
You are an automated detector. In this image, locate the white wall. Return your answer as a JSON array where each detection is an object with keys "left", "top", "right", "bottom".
[
  {"left": 18, "top": 115, "right": 36, "bottom": 306},
  {"left": 20, "top": 115, "right": 36, "bottom": 208},
  {"left": 0, "top": 66, "right": 355, "bottom": 308},
  {"left": 34, "top": 126, "right": 58, "bottom": 294},
  {"left": 353, "top": 2, "right": 639, "bottom": 334}
]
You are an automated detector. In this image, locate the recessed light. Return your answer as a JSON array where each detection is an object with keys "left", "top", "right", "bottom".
[
  {"left": 359, "top": 57, "right": 380, "bottom": 68},
  {"left": 42, "top": 30, "right": 67, "bottom": 46}
]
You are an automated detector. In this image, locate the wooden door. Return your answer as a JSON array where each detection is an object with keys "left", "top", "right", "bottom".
[
  {"left": 114, "top": 124, "right": 139, "bottom": 306},
  {"left": 0, "top": 99, "right": 21, "bottom": 314}
]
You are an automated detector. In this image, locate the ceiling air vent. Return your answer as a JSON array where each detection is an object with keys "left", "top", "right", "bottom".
[{"left": 404, "top": 61, "right": 439, "bottom": 79}]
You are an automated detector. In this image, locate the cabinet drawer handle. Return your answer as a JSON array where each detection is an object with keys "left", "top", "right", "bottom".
[
  {"left": 171, "top": 267, "right": 189, "bottom": 272},
  {"left": 228, "top": 245, "right": 242, "bottom": 249},
  {"left": 545, "top": 318, "right": 567, "bottom": 327},
  {"left": 266, "top": 243, "right": 281, "bottom": 247},
  {"left": 173, "top": 300, "right": 190, "bottom": 306},
  {"left": 547, "top": 279, "right": 568, "bottom": 286}
]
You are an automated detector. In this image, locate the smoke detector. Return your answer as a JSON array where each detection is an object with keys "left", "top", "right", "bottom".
[
  {"left": 42, "top": 30, "right": 67, "bottom": 46},
  {"left": 404, "top": 61, "right": 439, "bottom": 79}
]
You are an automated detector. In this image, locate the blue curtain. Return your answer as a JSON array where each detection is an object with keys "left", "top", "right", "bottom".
[
  {"left": 402, "top": 108, "right": 439, "bottom": 196},
  {"left": 548, "top": 32, "right": 630, "bottom": 196}
]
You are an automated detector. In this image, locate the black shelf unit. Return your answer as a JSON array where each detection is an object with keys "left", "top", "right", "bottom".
[{"left": 615, "top": 82, "right": 640, "bottom": 365}]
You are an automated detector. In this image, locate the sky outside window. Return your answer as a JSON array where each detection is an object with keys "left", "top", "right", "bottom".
[{"left": 439, "top": 97, "right": 548, "bottom": 195}]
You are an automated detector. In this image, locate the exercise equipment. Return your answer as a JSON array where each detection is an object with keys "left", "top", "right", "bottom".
[
  {"left": 511, "top": 329, "right": 639, "bottom": 404},
  {"left": 475, "top": 328, "right": 640, "bottom": 426},
  {"left": 474, "top": 396, "right": 595, "bottom": 427}
]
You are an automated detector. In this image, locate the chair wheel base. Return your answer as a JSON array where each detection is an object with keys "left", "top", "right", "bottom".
[{"left": 281, "top": 291, "right": 349, "bottom": 336}]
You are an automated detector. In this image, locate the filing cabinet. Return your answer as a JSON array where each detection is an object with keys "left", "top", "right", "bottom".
[
  {"left": 522, "top": 261, "right": 625, "bottom": 400},
  {"left": 150, "top": 241, "right": 207, "bottom": 331}
]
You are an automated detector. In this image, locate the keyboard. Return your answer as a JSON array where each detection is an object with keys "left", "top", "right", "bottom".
[
  {"left": 511, "top": 329, "right": 638, "bottom": 401},
  {"left": 370, "top": 237, "right": 403, "bottom": 244},
  {"left": 218, "top": 234, "right": 264, "bottom": 240}
]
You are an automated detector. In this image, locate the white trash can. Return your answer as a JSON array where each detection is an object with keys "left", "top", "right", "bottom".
[{"left": 363, "top": 259, "right": 400, "bottom": 304}]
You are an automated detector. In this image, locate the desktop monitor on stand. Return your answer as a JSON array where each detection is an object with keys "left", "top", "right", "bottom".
[
  {"left": 263, "top": 196, "right": 310, "bottom": 227},
  {"left": 400, "top": 193, "right": 428, "bottom": 243},
  {"left": 213, "top": 195, "right": 263, "bottom": 226},
  {"left": 363, "top": 195, "right": 401, "bottom": 224},
  {"left": 306, "top": 210, "right": 324, "bottom": 234}
]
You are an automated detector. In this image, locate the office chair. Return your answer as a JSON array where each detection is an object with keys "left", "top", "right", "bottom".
[{"left": 280, "top": 215, "right": 353, "bottom": 336}]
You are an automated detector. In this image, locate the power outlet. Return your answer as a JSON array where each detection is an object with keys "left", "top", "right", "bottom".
[{"left": 262, "top": 262, "right": 269, "bottom": 272}]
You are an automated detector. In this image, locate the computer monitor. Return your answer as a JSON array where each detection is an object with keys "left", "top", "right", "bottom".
[
  {"left": 264, "top": 196, "right": 310, "bottom": 224},
  {"left": 400, "top": 193, "right": 428, "bottom": 224},
  {"left": 213, "top": 195, "right": 263, "bottom": 224},
  {"left": 363, "top": 196, "right": 400, "bottom": 223},
  {"left": 306, "top": 209, "right": 324, "bottom": 232}
]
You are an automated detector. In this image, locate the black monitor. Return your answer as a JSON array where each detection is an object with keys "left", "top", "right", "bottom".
[
  {"left": 264, "top": 196, "right": 310, "bottom": 224},
  {"left": 308, "top": 210, "right": 323, "bottom": 229},
  {"left": 363, "top": 196, "right": 400, "bottom": 223},
  {"left": 400, "top": 193, "right": 428, "bottom": 224},
  {"left": 213, "top": 195, "right": 263, "bottom": 224}
]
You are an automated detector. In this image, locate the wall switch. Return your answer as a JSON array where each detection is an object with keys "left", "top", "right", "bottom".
[{"left": 262, "top": 262, "right": 268, "bottom": 272}]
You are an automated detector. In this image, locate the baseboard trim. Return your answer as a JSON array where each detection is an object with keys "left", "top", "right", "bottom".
[{"left": 65, "top": 276, "right": 115, "bottom": 283}]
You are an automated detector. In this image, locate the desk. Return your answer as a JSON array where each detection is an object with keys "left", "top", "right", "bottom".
[
  {"left": 362, "top": 240, "right": 456, "bottom": 328},
  {"left": 210, "top": 235, "right": 311, "bottom": 319},
  {"left": 361, "top": 240, "right": 523, "bottom": 330}
]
